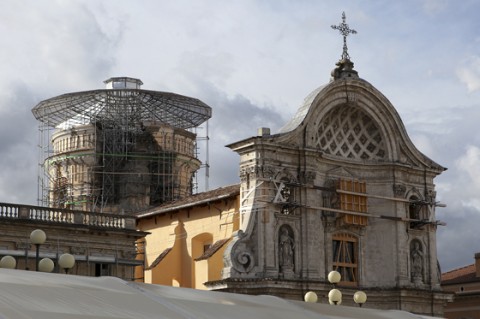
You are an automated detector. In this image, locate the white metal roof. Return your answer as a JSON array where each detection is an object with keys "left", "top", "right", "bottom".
[{"left": 0, "top": 269, "right": 442, "bottom": 319}]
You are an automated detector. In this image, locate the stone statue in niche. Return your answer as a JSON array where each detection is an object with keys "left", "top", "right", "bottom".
[
  {"left": 279, "top": 225, "right": 295, "bottom": 272},
  {"left": 411, "top": 240, "right": 424, "bottom": 284}
]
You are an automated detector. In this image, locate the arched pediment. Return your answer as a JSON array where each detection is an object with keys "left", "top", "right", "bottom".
[{"left": 278, "top": 78, "right": 444, "bottom": 171}]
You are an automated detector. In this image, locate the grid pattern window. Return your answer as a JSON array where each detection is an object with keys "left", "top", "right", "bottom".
[{"left": 332, "top": 233, "right": 358, "bottom": 286}]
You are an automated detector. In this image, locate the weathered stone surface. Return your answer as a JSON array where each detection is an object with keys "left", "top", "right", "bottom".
[{"left": 218, "top": 71, "right": 450, "bottom": 316}]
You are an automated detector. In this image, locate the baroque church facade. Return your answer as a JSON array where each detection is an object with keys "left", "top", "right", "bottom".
[
  {"left": 207, "top": 29, "right": 450, "bottom": 318},
  {"left": 137, "top": 14, "right": 452, "bottom": 316}
]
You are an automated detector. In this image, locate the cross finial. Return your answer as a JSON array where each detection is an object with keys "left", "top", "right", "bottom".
[{"left": 331, "top": 12, "right": 357, "bottom": 60}]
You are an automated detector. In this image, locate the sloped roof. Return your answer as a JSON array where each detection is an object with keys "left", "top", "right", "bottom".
[
  {"left": 136, "top": 184, "right": 240, "bottom": 218},
  {"left": 145, "top": 247, "right": 172, "bottom": 270},
  {"left": 442, "top": 263, "right": 480, "bottom": 285},
  {"left": 279, "top": 84, "right": 327, "bottom": 133},
  {"left": 195, "top": 238, "right": 231, "bottom": 261},
  {"left": 0, "top": 268, "right": 443, "bottom": 319}
]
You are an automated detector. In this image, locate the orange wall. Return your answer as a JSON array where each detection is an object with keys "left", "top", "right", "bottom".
[{"left": 137, "top": 194, "right": 239, "bottom": 289}]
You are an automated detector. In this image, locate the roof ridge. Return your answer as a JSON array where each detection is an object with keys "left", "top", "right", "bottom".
[{"left": 442, "top": 263, "right": 475, "bottom": 275}]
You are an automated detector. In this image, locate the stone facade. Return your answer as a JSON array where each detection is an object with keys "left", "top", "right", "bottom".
[
  {"left": 0, "top": 202, "right": 146, "bottom": 279},
  {"left": 207, "top": 59, "right": 451, "bottom": 316},
  {"left": 47, "top": 122, "right": 200, "bottom": 214}
]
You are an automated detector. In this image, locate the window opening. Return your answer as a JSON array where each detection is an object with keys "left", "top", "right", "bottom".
[{"left": 332, "top": 233, "right": 358, "bottom": 285}]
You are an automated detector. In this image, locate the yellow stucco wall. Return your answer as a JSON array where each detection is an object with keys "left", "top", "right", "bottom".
[{"left": 137, "top": 193, "right": 239, "bottom": 289}]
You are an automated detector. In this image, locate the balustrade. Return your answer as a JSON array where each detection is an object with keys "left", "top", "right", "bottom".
[{"left": 0, "top": 202, "right": 134, "bottom": 230}]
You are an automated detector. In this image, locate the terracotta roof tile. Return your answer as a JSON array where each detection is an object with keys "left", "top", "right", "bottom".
[
  {"left": 136, "top": 184, "right": 240, "bottom": 218},
  {"left": 195, "top": 238, "right": 231, "bottom": 261},
  {"left": 145, "top": 247, "right": 172, "bottom": 270},
  {"left": 441, "top": 263, "right": 480, "bottom": 285}
]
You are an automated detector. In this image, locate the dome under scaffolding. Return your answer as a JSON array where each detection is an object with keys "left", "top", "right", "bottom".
[{"left": 32, "top": 77, "right": 212, "bottom": 214}]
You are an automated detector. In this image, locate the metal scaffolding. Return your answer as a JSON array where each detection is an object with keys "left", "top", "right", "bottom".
[{"left": 32, "top": 77, "right": 212, "bottom": 214}]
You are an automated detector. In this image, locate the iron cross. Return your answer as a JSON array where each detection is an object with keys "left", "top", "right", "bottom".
[{"left": 331, "top": 12, "right": 357, "bottom": 60}]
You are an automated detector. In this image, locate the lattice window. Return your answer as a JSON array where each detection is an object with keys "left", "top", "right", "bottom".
[
  {"left": 315, "top": 105, "right": 386, "bottom": 160},
  {"left": 332, "top": 233, "right": 358, "bottom": 285}
]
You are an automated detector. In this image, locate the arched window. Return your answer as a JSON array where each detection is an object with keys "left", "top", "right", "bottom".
[
  {"left": 191, "top": 233, "right": 213, "bottom": 289},
  {"left": 408, "top": 196, "right": 423, "bottom": 228},
  {"left": 332, "top": 233, "right": 358, "bottom": 285},
  {"left": 192, "top": 233, "right": 213, "bottom": 260}
]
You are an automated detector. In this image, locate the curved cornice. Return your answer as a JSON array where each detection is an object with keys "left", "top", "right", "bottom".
[{"left": 275, "top": 78, "right": 445, "bottom": 172}]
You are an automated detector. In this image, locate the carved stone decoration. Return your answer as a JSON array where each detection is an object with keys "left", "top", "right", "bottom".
[
  {"left": 262, "top": 165, "right": 276, "bottom": 179},
  {"left": 233, "top": 251, "right": 255, "bottom": 273},
  {"left": 280, "top": 185, "right": 291, "bottom": 202},
  {"left": 223, "top": 229, "right": 256, "bottom": 275},
  {"left": 278, "top": 225, "right": 295, "bottom": 273},
  {"left": 393, "top": 184, "right": 406, "bottom": 197},
  {"left": 239, "top": 170, "right": 248, "bottom": 183},
  {"left": 410, "top": 240, "right": 424, "bottom": 285},
  {"left": 426, "top": 189, "right": 437, "bottom": 204},
  {"left": 245, "top": 166, "right": 258, "bottom": 179},
  {"left": 322, "top": 178, "right": 339, "bottom": 216},
  {"left": 299, "top": 171, "right": 316, "bottom": 184}
]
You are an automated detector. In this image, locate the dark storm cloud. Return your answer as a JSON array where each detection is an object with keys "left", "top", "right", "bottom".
[
  {"left": 189, "top": 80, "right": 286, "bottom": 190},
  {"left": 0, "top": 82, "right": 39, "bottom": 204},
  {"left": 437, "top": 204, "right": 480, "bottom": 272}
]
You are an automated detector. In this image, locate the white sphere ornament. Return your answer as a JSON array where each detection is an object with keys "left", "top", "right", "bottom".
[
  {"left": 354, "top": 290, "right": 367, "bottom": 306},
  {"left": 59, "top": 253, "right": 76, "bottom": 270},
  {"left": 328, "top": 288, "right": 342, "bottom": 305},
  {"left": 328, "top": 270, "right": 341, "bottom": 284},
  {"left": 38, "top": 258, "right": 54, "bottom": 272},
  {"left": 0, "top": 256, "right": 16, "bottom": 269},
  {"left": 304, "top": 291, "right": 318, "bottom": 303},
  {"left": 30, "top": 229, "right": 47, "bottom": 245}
]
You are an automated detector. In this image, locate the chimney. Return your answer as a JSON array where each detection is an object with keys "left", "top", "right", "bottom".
[
  {"left": 475, "top": 253, "right": 480, "bottom": 277},
  {"left": 257, "top": 127, "right": 270, "bottom": 137}
]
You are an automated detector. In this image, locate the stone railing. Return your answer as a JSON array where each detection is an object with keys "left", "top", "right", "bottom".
[{"left": 0, "top": 202, "right": 136, "bottom": 230}]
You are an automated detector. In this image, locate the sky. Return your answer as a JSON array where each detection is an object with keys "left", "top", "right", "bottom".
[{"left": 0, "top": 0, "right": 479, "bottom": 272}]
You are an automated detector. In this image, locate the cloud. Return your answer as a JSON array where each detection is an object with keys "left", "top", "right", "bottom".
[
  {"left": 454, "top": 146, "right": 480, "bottom": 203},
  {"left": 0, "top": 1, "right": 126, "bottom": 205},
  {"left": 185, "top": 79, "right": 286, "bottom": 191},
  {"left": 456, "top": 56, "right": 480, "bottom": 92},
  {"left": 437, "top": 204, "right": 480, "bottom": 271},
  {"left": 422, "top": 0, "right": 448, "bottom": 14},
  {"left": 0, "top": 1, "right": 122, "bottom": 93},
  {"left": 402, "top": 104, "right": 480, "bottom": 271},
  {"left": 0, "top": 82, "right": 39, "bottom": 204}
]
